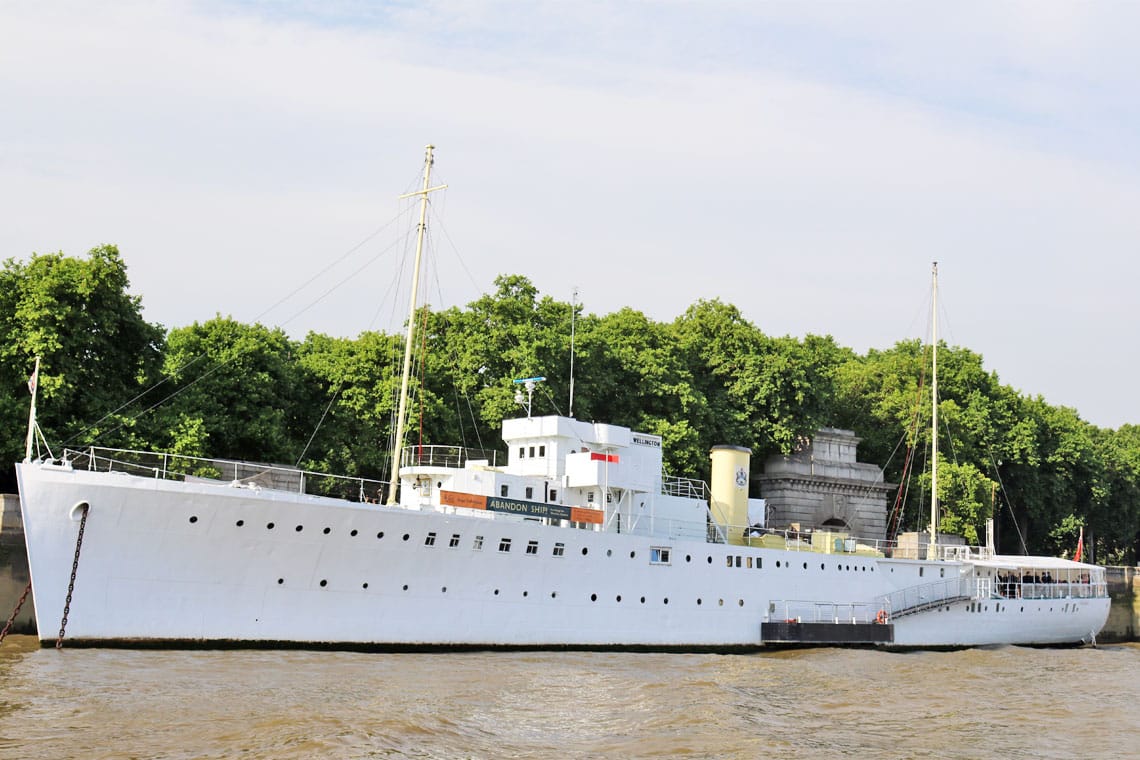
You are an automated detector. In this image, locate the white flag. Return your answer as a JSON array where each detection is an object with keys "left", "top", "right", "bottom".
[{"left": 27, "top": 364, "right": 38, "bottom": 395}]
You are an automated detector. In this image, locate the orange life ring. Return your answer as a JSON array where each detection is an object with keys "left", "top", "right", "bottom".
[{"left": 875, "top": 610, "right": 888, "bottom": 624}]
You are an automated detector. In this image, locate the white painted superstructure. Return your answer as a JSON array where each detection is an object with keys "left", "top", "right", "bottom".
[{"left": 15, "top": 413, "right": 1110, "bottom": 649}]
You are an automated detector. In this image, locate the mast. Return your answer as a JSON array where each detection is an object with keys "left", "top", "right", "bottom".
[
  {"left": 930, "top": 261, "right": 939, "bottom": 556},
  {"left": 386, "top": 145, "right": 447, "bottom": 505},
  {"left": 569, "top": 287, "right": 578, "bottom": 418}
]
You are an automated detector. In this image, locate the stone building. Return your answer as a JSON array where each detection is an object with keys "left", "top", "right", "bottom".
[{"left": 756, "top": 428, "right": 893, "bottom": 541}]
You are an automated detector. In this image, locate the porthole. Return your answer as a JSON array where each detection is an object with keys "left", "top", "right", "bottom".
[
  {"left": 802, "top": 562, "right": 807, "bottom": 570},
  {"left": 697, "top": 598, "right": 703, "bottom": 605},
  {"left": 551, "top": 592, "right": 557, "bottom": 599},
  {"left": 686, "top": 555, "right": 692, "bottom": 563},
  {"left": 236, "top": 519, "right": 244, "bottom": 527},
  {"left": 267, "top": 522, "right": 275, "bottom": 530},
  {"left": 630, "top": 551, "right": 636, "bottom": 559},
  {"left": 664, "top": 597, "right": 669, "bottom": 604},
  {"left": 776, "top": 561, "right": 782, "bottom": 568},
  {"left": 323, "top": 527, "right": 331, "bottom": 535},
  {"left": 377, "top": 531, "right": 385, "bottom": 539},
  {"left": 277, "top": 578, "right": 284, "bottom": 584},
  {"left": 523, "top": 591, "right": 528, "bottom": 597},
  {"left": 319, "top": 579, "right": 327, "bottom": 587},
  {"left": 189, "top": 516, "right": 198, "bottom": 524},
  {"left": 494, "top": 589, "right": 500, "bottom": 596},
  {"left": 738, "top": 599, "right": 744, "bottom": 607},
  {"left": 616, "top": 595, "right": 622, "bottom": 602},
  {"left": 607, "top": 549, "right": 612, "bottom": 557},
  {"left": 295, "top": 525, "right": 303, "bottom": 532},
  {"left": 350, "top": 529, "right": 358, "bottom": 537},
  {"left": 591, "top": 593, "right": 598, "bottom": 602},
  {"left": 362, "top": 582, "right": 369, "bottom": 589},
  {"left": 442, "top": 587, "right": 447, "bottom": 593},
  {"left": 640, "top": 596, "right": 646, "bottom": 603},
  {"left": 402, "top": 584, "right": 408, "bottom": 591},
  {"left": 707, "top": 556, "right": 713, "bottom": 564},
  {"left": 718, "top": 599, "right": 724, "bottom": 607},
  {"left": 402, "top": 533, "right": 410, "bottom": 541},
  {"left": 821, "top": 563, "right": 825, "bottom": 570}
]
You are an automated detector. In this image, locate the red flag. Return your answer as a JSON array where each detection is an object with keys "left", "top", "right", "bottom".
[{"left": 1074, "top": 527, "right": 1084, "bottom": 563}]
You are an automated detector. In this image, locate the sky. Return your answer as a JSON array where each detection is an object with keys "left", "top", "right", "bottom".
[{"left": 2, "top": 1, "right": 1139, "bottom": 429}]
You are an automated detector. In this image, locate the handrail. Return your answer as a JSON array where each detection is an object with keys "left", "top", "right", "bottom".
[{"left": 60, "top": 446, "right": 390, "bottom": 505}]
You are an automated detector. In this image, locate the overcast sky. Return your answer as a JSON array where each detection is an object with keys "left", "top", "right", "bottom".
[{"left": 3, "top": 1, "right": 1138, "bottom": 429}]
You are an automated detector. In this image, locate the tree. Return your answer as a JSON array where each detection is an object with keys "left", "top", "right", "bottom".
[{"left": 0, "top": 245, "right": 164, "bottom": 488}]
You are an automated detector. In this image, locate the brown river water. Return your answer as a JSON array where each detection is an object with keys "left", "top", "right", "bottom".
[{"left": 0, "top": 636, "right": 1136, "bottom": 759}]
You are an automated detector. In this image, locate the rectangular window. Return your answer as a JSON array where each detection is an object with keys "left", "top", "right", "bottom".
[
  {"left": 498, "top": 538, "right": 512, "bottom": 552},
  {"left": 500, "top": 484, "right": 509, "bottom": 497},
  {"left": 650, "top": 547, "right": 671, "bottom": 565},
  {"left": 519, "top": 447, "right": 525, "bottom": 458},
  {"left": 587, "top": 491, "right": 594, "bottom": 503},
  {"left": 757, "top": 557, "right": 762, "bottom": 569},
  {"left": 526, "top": 540, "right": 539, "bottom": 555},
  {"left": 529, "top": 446, "right": 535, "bottom": 457},
  {"left": 549, "top": 489, "right": 558, "bottom": 502},
  {"left": 746, "top": 557, "right": 753, "bottom": 569},
  {"left": 735, "top": 556, "right": 742, "bottom": 568},
  {"left": 553, "top": 542, "right": 565, "bottom": 557},
  {"left": 726, "top": 556, "right": 733, "bottom": 568},
  {"left": 606, "top": 492, "right": 612, "bottom": 503},
  {"left": 424, "top": 532, "right": 437, "bottom": 546},
  {"left": 525, "top": 486, "right": 534, "bottom": 499},
  {"left": 539, "top": 445, "right": 546, "bottom": 457},
  {"left": 473, "top": 535, "right": 484, "bottom": 551},
  {"left": 449, "top": 533, "right": 460, "bottom": 548}
]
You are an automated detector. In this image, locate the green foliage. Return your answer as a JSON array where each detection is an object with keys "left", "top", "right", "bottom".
[{"left": 5, "top": 248, "right": 1140, "bottom": 562}]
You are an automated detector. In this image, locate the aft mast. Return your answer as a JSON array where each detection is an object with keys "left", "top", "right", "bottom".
[
  {"left": 929, "top": 261, "right": 939, "bottom": 557},
  {"left": 387, "top": 145, "right": 447, "bottom": 505}
]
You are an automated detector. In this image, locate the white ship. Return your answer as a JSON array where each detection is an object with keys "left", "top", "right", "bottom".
[{"left": 15, "top": 149, "right": 1110, "bottom": 649}]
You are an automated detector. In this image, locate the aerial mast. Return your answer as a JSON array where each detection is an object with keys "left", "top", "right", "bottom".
[
  {"left": 930, "top": 261, "right": 939, "bottom": 557},
  {"left": 387, "top": 146, "right": 447, "bottom": 505}
]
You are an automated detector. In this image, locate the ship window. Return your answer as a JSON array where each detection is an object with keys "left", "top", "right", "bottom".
[
  {"left": 526, "top": 540, "right": 539, "bottom": 555},
  {"left": 539, "top": 445, "right": 546, "bottom": 457},
  {"left": 519, "top": 447, "right": 525, "bottom": 458},
  {"left": 726, "top": 556, "right": 733, "bottom": 568},
  {"left": 525, "top": 486, "right": 534, "bottom": 499},
  {"left": 529, "top": 446, "right": 535, "bottom": 457},
  {"left": 606, "top": 492, "right": 612, "bottom": 503},
  {"left": 919, "top": 567, "right": 925, "bottom": 577},
  {"left": 650, "top": 547, "right": 671, "bottom": 565},
  {"left": 747, "top": 557, "right": 753, "bottom": 569},
  {"left": 424, "top": 532, "right": 436, "bottom": 546},
  {"left": 473, "top": 535, "right": 484, "bottom": 551},
  {"left": 550, "top": 489, "right": 558, "bottom": 501},
  {"left": 500, "top": 484, "right": 509, "bottom": 497},
  {"left": 499, "top": 538, "right": 512, "bottom": 552},
  {"left": 736, "top": 557, "right": 742, "bottom": 568},
  {"left": 553, "top": 542, "right": 565, "bottom": 557},
  {"left": 587, "top": 491, "right": 595, "bottom": 503},
  {"left": 757, "top": 558, "right": 762, "bottom": 569},
  {"left": 449, "top": 533, "right": 460, "bottom": 548}
]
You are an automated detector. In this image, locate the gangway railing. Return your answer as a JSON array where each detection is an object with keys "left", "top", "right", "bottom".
[
  {"left": 766, "top": 600, "right": 883, "bottom": 625},
  {"left": 883, "top": 577, "right": 979, "bottom": 619}
]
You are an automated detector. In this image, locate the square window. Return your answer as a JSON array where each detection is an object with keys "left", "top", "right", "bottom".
[
  {"left": 499, "top": 538, "right": 512, "bottom": 553},
  {"left": 425, "top": 532, "right": 437, "bottom": 546},
  {"left": 553, "top": 542, "right": 565, "bottom": 557},
  {"left": 473, "top": 535, "right": 484, "bottom": 551},
  {"left": 449, "top": 534, "right": 460, "bottom": 548},
  {"left": 526, "top": 540, "right": 539, "bottom": 555}
]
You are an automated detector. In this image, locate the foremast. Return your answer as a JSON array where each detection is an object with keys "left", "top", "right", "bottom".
[
  {"left": 387, "top": 145, "right": 447, "bottom": 505},
  {"left": 929, "top": 261, "right": 939, "bottom": 556}
]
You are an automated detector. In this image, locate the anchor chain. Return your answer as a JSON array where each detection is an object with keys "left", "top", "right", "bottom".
[
  {"left": 0, "top": 582, "right": 33, "bottom": 645},
  {"left": 56, "top": 504, "right": 89, "bottom": 649}
]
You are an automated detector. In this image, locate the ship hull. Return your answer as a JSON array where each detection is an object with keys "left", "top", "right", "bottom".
[{"left": 16, "top": 462, "right": 1110, "bottom": 649}]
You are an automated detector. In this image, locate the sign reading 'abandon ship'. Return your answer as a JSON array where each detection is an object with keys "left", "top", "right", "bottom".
[{"left": 440, "top": 490, "right": 604, "bottom": 524}]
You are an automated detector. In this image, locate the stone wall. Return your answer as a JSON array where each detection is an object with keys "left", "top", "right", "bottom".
[
  {"left": 756, "top": 428, "right": 894, "bottom": 541},
  {"left": 1102, "top": 566, "right": 1138, "bottom": 643},
  {"left": 0, "top": 493, "right": 35, "bottom": 635}
]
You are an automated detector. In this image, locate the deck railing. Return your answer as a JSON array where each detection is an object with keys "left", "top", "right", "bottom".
[{"left": 61, "top": 447, "right": 390, "bottom": 505}]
